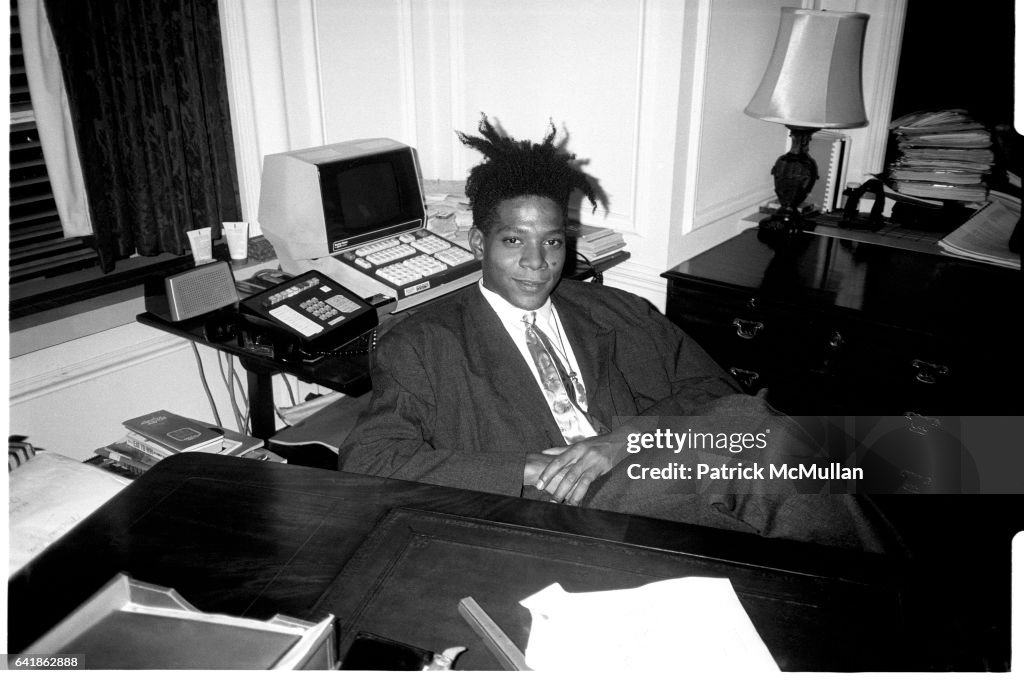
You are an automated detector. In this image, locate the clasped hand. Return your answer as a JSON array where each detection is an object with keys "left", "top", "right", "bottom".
[{"left": 523, "top": 427, "right": 632, "bottom": 506}]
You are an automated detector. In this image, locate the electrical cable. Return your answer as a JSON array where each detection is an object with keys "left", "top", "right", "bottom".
[
  {"left": 227, "top": 354, "right": 250, "bottom": 435},
  {"left": 217, "top": 351, "right": 244, "bottom": 433},
  {"left": 227, "top": 356, "right": 250, "bottom": 434},
  {"left": 575, "top": 253, "right": 601, "bottom": 283},
  {"left": 296, "top": 328, "right": 377, "bottom": 362},
  {"left": 282, "top": 374, "right": 298, "bottom": 407},
  {"left": 191, "top": 341, "right": 223, "bottom": 427}
]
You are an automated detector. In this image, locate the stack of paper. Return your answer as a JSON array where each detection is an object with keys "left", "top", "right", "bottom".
[
  {"left": 422, "top": 179, "right": 472, "bottom": 240},
  {"left": 518, "top": 577, "right": 778, "bottom": 673},
  {"left": 887, "top": 109, "right": 993, "bottom": 203},
  {"left": 938, "top": 191, "right": 1021, "bottom": 270},
  {"left": 9, "top": 451, "right": 131, "bottom": 576},
  {"left": 567, "top": 223, "right": 626, "bottom": 261}
]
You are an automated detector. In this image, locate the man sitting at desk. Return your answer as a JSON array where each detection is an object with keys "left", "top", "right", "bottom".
[{"left": 340, "top": 116, "right": 897, "bottom": 553}]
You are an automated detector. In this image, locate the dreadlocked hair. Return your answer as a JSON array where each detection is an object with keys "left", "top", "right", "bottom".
[{"left": 456, "top": 114, "right": 598, "bottom": 233}]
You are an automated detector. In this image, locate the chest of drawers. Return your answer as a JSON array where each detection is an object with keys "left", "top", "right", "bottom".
[{"left": 662, "top": 229, "right": 1022, "bottom": 416}]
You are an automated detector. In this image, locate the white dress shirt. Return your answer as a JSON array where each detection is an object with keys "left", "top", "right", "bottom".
[{"left": 477, "top": 281, "right": 598, "bottom": 441}]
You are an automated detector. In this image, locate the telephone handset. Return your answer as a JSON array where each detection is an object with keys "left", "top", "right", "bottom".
[{"left": 216, "top": 270, "right": 378, "bottom": 363}]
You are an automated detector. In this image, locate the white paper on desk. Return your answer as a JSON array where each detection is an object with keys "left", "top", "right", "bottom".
[
  {"left": 938, "top": 191, "right": 1021, "bottom": 269},
  {"left": 8, "top": 452, "right": 131, "bottom": 576},
  {"left": 519, "top": 577, "right": 778, "bottom": 673}
]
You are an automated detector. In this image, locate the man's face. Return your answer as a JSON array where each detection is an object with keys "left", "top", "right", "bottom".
[{"left": 469, "top": 195, "right": 566, "bottom": 311}]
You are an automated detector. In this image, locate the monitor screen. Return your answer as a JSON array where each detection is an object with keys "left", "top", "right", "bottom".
[{"left": 321, "top": 150, "right": 420, "bottom": 245}]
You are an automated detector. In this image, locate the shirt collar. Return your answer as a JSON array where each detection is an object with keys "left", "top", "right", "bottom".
[{"left": 477, "top": 280, "right": 554, "bottom": 328}]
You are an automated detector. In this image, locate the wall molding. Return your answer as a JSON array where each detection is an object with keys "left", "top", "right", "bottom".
[
  {"left": 297, "top": 0, "right": 326, "bottom": 147},
  {"left": 601, "top": 260, "right": 669, "bottom": 311},
  {"left": 694, "top": 186, "right": 772, "bottom": 229},
  {"left": 624, "top": 0, "right": 649, "bottom": 240},
  {"left": 446, "top": 0, "right": 467, "bottom": 178},
  {"left": 396, "top": 0, "right": 418, "bottom": 147},
  {"left": 10, "top": 334, "right": 189, "bottom": 405},
  {"left": 858, "top": 0, "right": 907, "bottom": 175},
  {"left": 218, "top": 0, "right": 262, "bottom": 228},
  {"left": 678, "top": 0, "right": 713, "bottom": 238}
]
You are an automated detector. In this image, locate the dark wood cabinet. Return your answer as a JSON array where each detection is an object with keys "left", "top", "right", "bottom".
[{"left": 662, "top": 229, "right": 1022, "bottom": 416}]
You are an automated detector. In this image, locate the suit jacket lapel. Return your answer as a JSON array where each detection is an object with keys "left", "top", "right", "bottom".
[
  {"left": 460, "top": 288, "right": 566, "bottom": 445},
  {"left": 552, "top": 288, "right": 621, "bottom": 423}
]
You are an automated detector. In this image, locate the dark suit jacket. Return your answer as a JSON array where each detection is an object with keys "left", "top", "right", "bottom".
[
  {"left": 339, "top": 279, "right": 740, "bottom": 497},
  {"left": 338, "top": 280, "right": 904, "bottom": 553}
]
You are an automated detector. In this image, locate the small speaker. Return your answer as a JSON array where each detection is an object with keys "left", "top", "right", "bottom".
[{"left": 146, "top": 260, "right": 240, "bottom": 322}]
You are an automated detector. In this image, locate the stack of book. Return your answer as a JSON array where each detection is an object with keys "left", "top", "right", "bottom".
[
  {"left": 95, "top": 410, "right": 267, "bottom": 476},
  {"left": 567, "top": 223, "right": 626, "bottom": 261},
  {"left": 886, "top": 109, "right": 993, "bottom": 203}
]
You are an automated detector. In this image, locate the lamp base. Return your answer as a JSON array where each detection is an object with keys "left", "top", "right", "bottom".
[
  {"left": 759, "top": 125, "right": 819, "bottom": 244},
  {"left": 757, "top": 207, "right": 814, "bottom": 244}
]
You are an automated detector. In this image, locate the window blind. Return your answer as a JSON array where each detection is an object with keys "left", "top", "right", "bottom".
[{"left": 9, "top": 0, "right": 98, "bottom": 285}]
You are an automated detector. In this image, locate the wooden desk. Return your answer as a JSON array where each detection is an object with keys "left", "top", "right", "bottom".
[
  {"left": 137, "top": 252, "right": 630, "bottom": 439},
  {"left": 8, "top": 453, "right": 1013, "bottom": 672},
  {"left": 662, "top": 229, "right": 1022, "bottom": 415}
]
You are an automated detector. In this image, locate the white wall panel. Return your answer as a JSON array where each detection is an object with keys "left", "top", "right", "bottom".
[
  {"left": 10, "top": 326, "right": 239, "bottom": 460},
  {"left": 409, "top": 0, "right": 454, "bottom": 180},
  {"left": 454, "top": 0, "right": 644, "bottom": 232},
  {"left": 695, "top": 0, "right": 790, "bottom": 225},
  {"left": 315, "top": 0, "right": 415, "bottom": 146}
]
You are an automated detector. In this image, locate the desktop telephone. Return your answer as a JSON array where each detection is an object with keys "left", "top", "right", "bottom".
[{"left": 228, "top": 270, "right": 378, "bottom": 363}]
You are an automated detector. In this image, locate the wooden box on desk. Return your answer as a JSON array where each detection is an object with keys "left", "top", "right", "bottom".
[{"left": 20, "top": 573, "right": 336, "bottom": 670}]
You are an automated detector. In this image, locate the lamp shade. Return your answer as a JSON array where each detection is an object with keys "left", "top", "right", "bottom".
[{"left": 745, "top": 8, "right": 869, "bottom": 129}]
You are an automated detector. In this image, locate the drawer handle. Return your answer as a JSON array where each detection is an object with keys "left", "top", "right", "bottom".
[
  {"left": 911, "top": 359, "right": 949, "bottom": 385},
  {"left": 903, "top": 413, "right": 941, "bottom": 435},
  {"left": 728, "top": 367, "right": 760, "bottom": 391},
  {"left": 732, "top": 318, "right": 764, "bottom": 340}
]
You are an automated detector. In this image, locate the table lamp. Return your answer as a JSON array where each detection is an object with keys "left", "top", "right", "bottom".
[{"left": 745, "top": 8, "right": 869, "bottom": 240}]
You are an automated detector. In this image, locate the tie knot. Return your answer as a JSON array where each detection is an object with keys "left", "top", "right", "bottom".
[{"left": 522, "top": 312, "right": 537, "bottom": 327}]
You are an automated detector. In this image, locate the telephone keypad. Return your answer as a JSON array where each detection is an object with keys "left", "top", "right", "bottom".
[
  {"left": 326, "top": 295, "right": 361, "bottom": 314},
  {"left": 238, "top": 269, "right": 378, "bottom": 359}
]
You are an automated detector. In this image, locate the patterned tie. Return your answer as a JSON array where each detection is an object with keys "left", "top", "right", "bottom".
[{"left": 523, "top": 312, "right": 598, "bottom": 444}]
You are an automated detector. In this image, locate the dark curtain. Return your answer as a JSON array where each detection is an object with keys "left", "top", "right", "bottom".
[{"left": 42, "top": 0, "right": 241, "bottom": 272}]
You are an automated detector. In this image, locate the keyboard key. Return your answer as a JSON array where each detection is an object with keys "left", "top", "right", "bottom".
[
  {"left": 367, "top": 244, "right": 416, "bottom": 265},
  {"left": 433, "top": 246, "right": 474, "bottom": 266},
  {"left": 355, "top": 238, "right": 400, "bottom": 257},
  {"left": 411, "top": 235, "right": 449, "bottom": 254}
]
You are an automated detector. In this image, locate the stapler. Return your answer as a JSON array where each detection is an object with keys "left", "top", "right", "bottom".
[{"left": 839, "top": 178, "right": 888, "bottom": 231}]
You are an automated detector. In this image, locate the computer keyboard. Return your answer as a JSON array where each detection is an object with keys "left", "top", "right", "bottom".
[{"left": 345, "top": 229, "right": 475, "bottom": 287}]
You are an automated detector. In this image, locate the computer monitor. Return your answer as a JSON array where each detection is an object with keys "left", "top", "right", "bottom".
[
  {"left": 259, "top": 138, "right": 425, "bottom": 264},
  {"left": 258, "top": 138, "right": 481, "bottom": 312}
]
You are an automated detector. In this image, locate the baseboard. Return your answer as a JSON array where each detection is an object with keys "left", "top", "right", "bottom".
[{"left": 600, "top": 261, "right": 670, "bottom": 312}]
